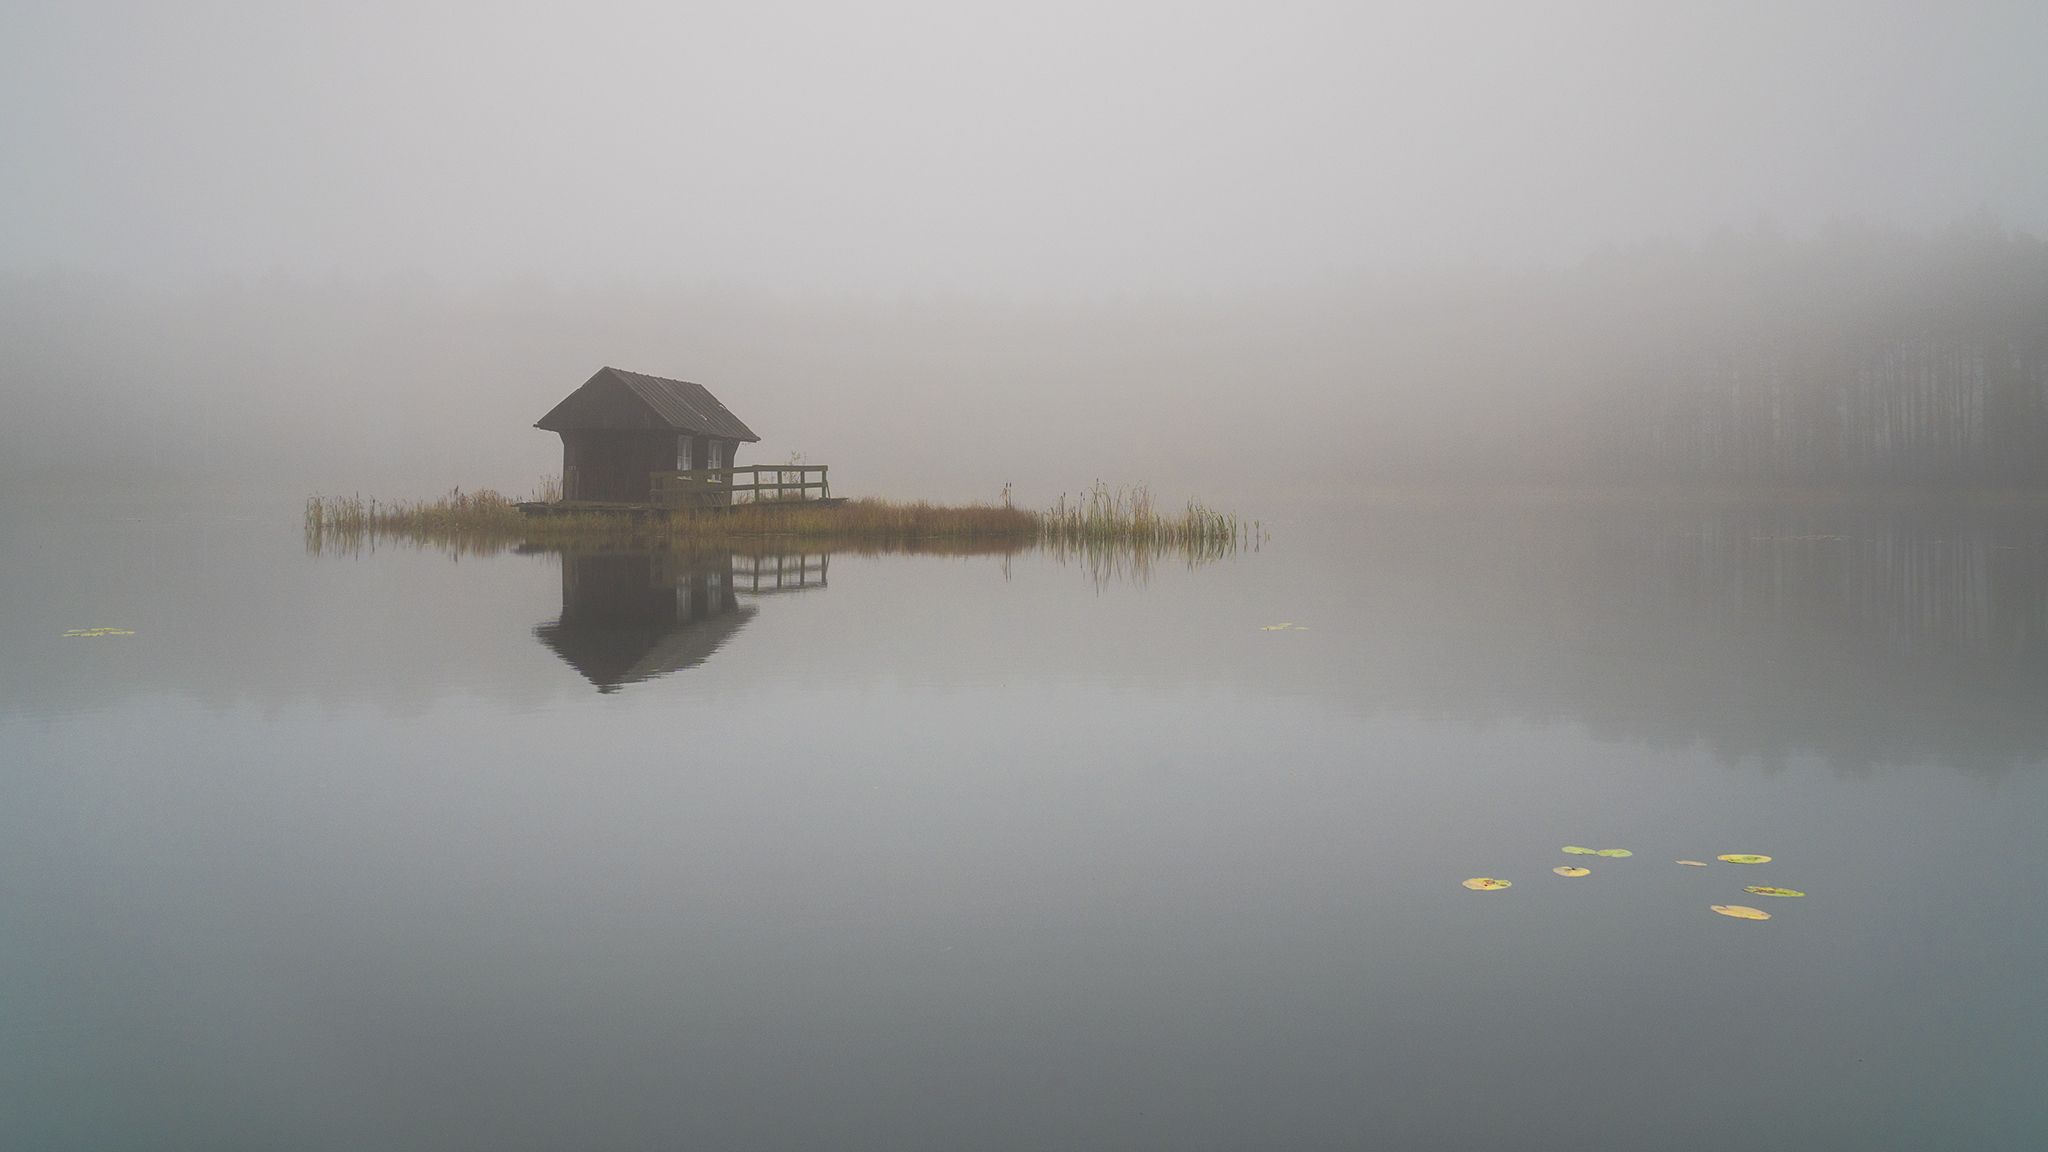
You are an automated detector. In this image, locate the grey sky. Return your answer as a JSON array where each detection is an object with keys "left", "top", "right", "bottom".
[{"left": 5, "top": 1, "right": 2044, "bottom": 292}]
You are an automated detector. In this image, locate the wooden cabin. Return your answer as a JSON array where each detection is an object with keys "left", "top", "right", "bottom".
[{"left": 535, "top": 367, "right": 761, "bottom": 504}]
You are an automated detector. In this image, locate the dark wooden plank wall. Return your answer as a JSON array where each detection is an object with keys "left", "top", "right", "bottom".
[{"left": 560, "top": 431, "right": 745, "bottom": 503}]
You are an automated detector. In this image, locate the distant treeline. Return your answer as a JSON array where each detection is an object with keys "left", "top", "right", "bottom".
[{"left": 1452, "top": 218, "right": 2048, "bottom": 485}]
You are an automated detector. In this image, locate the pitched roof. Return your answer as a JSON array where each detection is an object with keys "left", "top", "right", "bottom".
[{"left": 534, "top": 367, "right": 761, "bottom": 441}]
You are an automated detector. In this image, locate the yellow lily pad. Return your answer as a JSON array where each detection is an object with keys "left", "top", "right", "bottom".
[
  {"left": 1675, "top": 860, "right": 1709, "bottom": 867},
  {"left": 1561, "top": 846, "right": 1599, "bottom": 855},
  {"left": 1717, "top": 854, "right": 1772, "bottom": 864},
  {"left": 1594, "top": 848, "right": 1633, "bottom": 858},
  {"left": 1553, "top": 866, "right": 1590, "bottom": 877},
  {"left": 1462, "top": 877, "right": 1512, "bottom": 891},
  {"left": 1743, "top": 886, "right": 1805, "bottom": 898},
  {"left": 1711, "top": 904, "right": 1771, "bottom": 920}
]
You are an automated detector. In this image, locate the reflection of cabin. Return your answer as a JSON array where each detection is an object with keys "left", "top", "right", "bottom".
[
  {"left": 534, "top": 552, "right": 757, "bottom": 691},
  {"left": 535, "top": 367, "right": 761, "bottom": 504}
]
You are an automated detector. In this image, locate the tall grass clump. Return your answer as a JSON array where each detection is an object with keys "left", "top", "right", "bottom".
[
  {"left": 306, "top": 475, "right": 577, "bottom": 552},
  {"left": 307, "top": 487, "right": 522, "bottom": 535},
  {"left": 1038, "top": 481, "right": 1248, "bottom": 549}
]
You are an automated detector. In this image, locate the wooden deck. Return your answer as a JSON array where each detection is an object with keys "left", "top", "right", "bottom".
[
  {"left": 651, "top": 464, "right": 830, "bottom": 509},
  {"left": 516, "top": 498, "right": 848, "bottom": 519},
  {"left": 518, "top": 496, "right": 846, "bottom": 519},
  {"left": 519, "top": 464, "right": 837, "bottom": 518}
]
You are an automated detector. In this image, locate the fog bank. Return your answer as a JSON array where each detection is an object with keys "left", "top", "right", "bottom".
[{"left": 6, "top": 219, "right": 2044, "bottom": 506}]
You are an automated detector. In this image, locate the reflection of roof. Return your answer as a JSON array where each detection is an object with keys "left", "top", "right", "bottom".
[
  {"left": 533, "top": 366, "right": 761, "bottom": 442},
  {"left": 534, "top": 603, "right": 757, "bottom": 691}
]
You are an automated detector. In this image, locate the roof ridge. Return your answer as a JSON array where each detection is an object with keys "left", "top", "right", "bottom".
[
  {"left": 535, "top": 366, "right": 759, "bottom": 440},
  {"left": 564, "top": 366, "right": 759, "bottom": 442}
]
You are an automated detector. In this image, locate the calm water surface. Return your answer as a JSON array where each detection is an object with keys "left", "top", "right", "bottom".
[{"left": 3, "top": 500, "right": 2045, "bottom": 1149}]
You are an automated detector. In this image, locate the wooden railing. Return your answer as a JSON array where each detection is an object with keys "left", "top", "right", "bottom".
[{"left": 649, "top": 465, "right": 831, "bottom": 508}]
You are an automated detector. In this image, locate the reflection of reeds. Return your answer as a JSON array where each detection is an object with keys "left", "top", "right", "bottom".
[{"left": 1039, "top": 527, "right": 1246, "bottom": 590}]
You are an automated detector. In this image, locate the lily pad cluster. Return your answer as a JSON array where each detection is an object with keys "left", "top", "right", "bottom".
[
  {"left": 1461, "top": 845, "right": 1811, "bottom": 924},
  {"left": 1463, "top": 846, "right": 1634, "bottom": 890},
  {"left": 1695, "top": 854, "right": 1809, "bottom": 923}
]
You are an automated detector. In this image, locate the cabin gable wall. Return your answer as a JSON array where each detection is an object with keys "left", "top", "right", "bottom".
[{"left": 541, "top": 374, "right": 666, "bottom": 431}]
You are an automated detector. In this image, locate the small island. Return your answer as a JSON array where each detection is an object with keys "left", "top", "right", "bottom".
[{"left": 305, "top": 365, "right": 1249, "bottom": 553}]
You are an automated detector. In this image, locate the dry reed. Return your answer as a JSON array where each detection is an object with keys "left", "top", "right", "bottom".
[{"left": 305, "top": 478, "right": 1253, "bottom": 557}]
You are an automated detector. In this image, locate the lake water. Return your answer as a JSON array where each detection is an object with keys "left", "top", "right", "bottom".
[{"left": 4, "top": 499, "right": 2046, "bottom": 1149}]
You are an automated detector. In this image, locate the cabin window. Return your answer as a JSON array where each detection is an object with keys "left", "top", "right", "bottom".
[
  {"left": 676, "top": 436, "right": 694, "bottom": 471},
  {"left": 708, "top": 440, "right": 725, "bottom": 476}
]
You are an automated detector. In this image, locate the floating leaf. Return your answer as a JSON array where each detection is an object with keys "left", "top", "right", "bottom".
[
  {"left": 1674, "top": 860, "right": 1709, "bottom": 867},
  {"left": 1561, "top": 846, "right": 1599, "bottom": 856},
  {"left": 1462, "top": 877, "right": 1512, "bottom": 891},
  {"left": 1594, "top": 848, "right": 1633, "bottom": 858},
  {"left": 1717, "top": 854, "right": 1772, "bottom": 864},
  {"left": 1711, "top": 904, "right": 1771, "bottom": 920},
  {"left": 1553, "top": 866, "right": 1590, "bottom": 877},
  {"left": 1743, "top": 886, "right": 1805, "bottom": 898}
]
